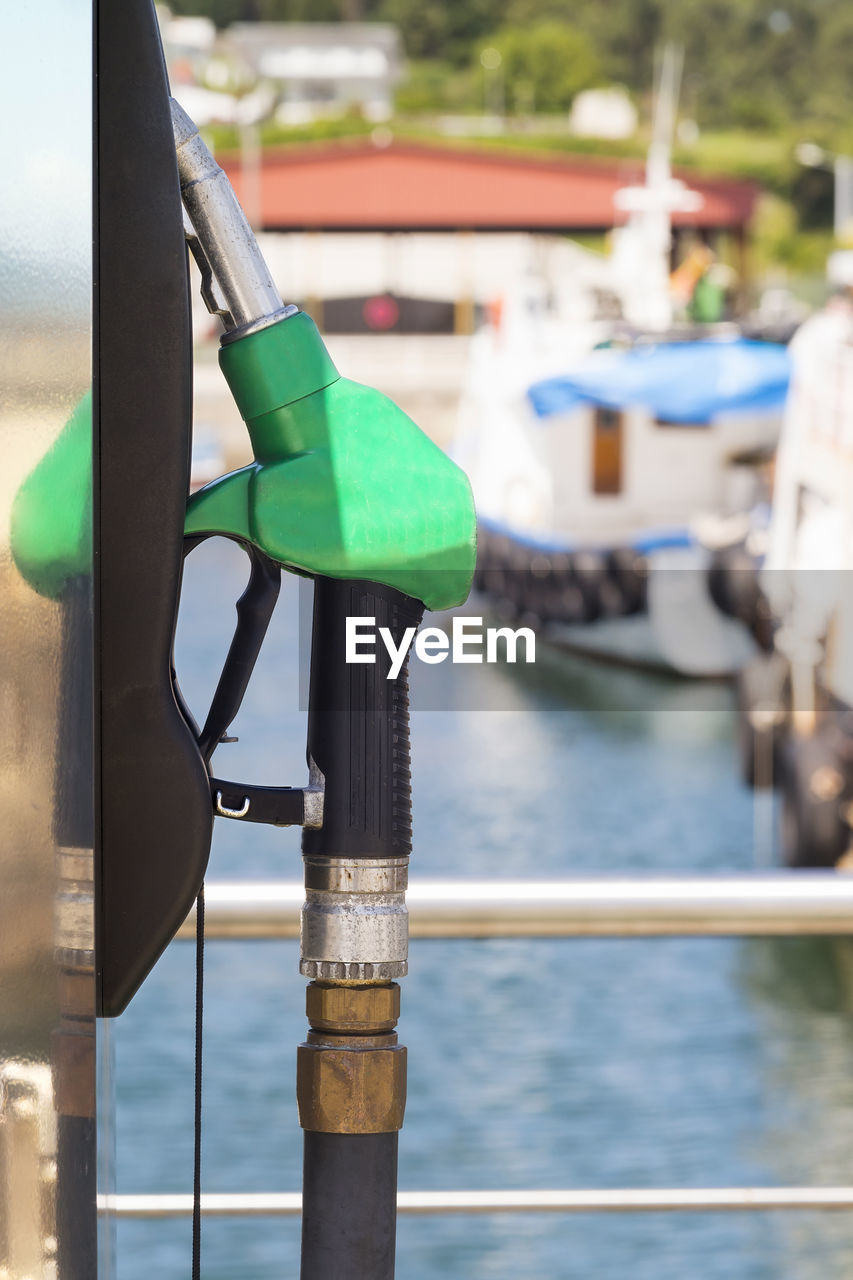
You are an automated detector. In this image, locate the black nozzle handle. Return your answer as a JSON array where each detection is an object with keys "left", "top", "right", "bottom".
[
  {"left": 302, "top": 577, "right": 424, "bottom": 860},
  {"left": 181, "top": 535, "right": 281, "bottom": 766}
]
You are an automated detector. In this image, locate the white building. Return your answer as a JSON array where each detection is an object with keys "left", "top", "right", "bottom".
[
  {"left": 224, "top": 23, "right": 403, "bottom": 124},
  {"left": 569, "top": 88, "right": 637, "bottom": 141}
]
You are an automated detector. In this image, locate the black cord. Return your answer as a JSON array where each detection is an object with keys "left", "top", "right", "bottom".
[{"left": 192, "top": 883, "right": 205, "bottom": 1280}]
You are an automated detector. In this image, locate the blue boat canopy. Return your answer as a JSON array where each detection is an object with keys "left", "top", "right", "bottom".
[{"left": 527, "top": 339, "right": 791, "bottom": 425}]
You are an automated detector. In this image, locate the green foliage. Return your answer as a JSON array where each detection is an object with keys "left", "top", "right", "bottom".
[
  {"left": 170, "top": 0, "right": 355, "bottom": 22},
  {"left": 169, "top": 0, "right": 253, "bottom": 26},
  {"left": 751, "top": 193, "right": 835, "bottom": 275},
  {"left": 672, "top": 129, "right": 796, "bottom": 195},
  {"left": 252, "top": 0, "right": 344, "bottom": 17},
  {"left": 169, "top": 0, "right": 853, "bottom": 140},
  {"left": 169, "top": 0, "right": 853, "bottom": 265},
  {"left": 476, "top": 22, "right": 601, "bottom": 113},
  {"left": 728, "top": 94, "right": 786, "bottom": 133},
  {"left": 393, "top": 60, "right": 478, "bottom": 113},
  {"left": 375, "top": 0, "right": 501, "bottom": 63},
  {"left": 205, "top": 115, "right": 376, "bottom": 153}
]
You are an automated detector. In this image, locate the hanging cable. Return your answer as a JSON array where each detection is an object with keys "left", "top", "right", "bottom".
[{"left": 192, "top": 883, "right": 205, "bottom": 1280}]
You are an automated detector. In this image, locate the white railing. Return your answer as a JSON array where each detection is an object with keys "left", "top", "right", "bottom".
[
  {"left": 177, "top": 875, "right": 853, "bottom": 940},
  {"left": 147, "top": 873, "right": 853, "bottom": 1223},
  {"left": 100, "top": 1187, "right": 853, "bottom": 1217}
]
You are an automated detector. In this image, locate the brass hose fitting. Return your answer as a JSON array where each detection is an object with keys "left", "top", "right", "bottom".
[
  {"left": 305, "top": 981, "right": 400, "bottom": 1033},
  {"left": 296, "top": 982, "right": 406, "bottom": 1134}
]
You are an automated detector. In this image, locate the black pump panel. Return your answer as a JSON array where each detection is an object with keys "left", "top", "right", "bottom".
[{"left": 94, "top": 0, "right": 213, "bottom": 1015}]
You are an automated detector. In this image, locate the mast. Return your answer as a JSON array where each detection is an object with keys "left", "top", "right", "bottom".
[{"left": 612, "top": 43, "right": 702, "bottom": 332}]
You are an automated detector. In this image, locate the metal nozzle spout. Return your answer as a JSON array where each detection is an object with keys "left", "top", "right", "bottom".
[{"left": 169, "top": 98, "right": 295, "bottom": 337}]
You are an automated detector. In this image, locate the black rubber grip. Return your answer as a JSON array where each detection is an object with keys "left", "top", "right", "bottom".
[{"left": 302, "top": 577, "right": 424, "bottom": 860}]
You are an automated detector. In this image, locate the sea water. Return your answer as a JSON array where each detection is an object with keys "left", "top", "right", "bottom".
[{"left": 110, "top": 539, "right": 853, "bottom": 1279}]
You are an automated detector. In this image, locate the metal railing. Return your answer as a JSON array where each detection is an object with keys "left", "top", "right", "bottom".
[
  {"left": 100, "top": 1187, "right": 853, "bottom": 1217},
  {"left": 138, "top": 873, "right": 853, "bottom": 1224},
  {"left": 177, "top": 874, "right": 853, "bottom": 940}
]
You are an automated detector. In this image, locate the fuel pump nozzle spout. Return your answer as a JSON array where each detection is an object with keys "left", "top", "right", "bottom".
[{"left": 170, "top": 97, "right": 295, "bottom": 336}]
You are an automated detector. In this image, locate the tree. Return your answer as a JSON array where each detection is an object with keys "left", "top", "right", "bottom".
[
  {"left": 480, "top": 21, "right": 602, "bottom": 113},
  {"left": 163, "top": 0, "right": 853, "bottom": 141},
  {"left": 169, "top": 0, "right": 361, "bottom": 25},
  {"left": 377, "top": 0, "right": 502, "bottom": 62}
]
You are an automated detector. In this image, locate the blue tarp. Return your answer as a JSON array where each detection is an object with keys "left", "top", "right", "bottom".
[
  {"left": 478, "top": 513, "right": 693, "bottom": 555},
  {"left": 527, "top": 339, "right": 791, "bottom": 425}
]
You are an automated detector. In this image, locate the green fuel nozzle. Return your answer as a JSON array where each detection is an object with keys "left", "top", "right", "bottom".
[
  {"left": 173, "top": 99, "right": 475, "bottom": 613},
  {"left": 188, "top": 313, "right": 475, "bottom": 611}
]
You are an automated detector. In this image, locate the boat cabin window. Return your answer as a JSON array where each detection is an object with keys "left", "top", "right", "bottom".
[{"left": 592, "top": 406, "right": 623, "bottom": 495}]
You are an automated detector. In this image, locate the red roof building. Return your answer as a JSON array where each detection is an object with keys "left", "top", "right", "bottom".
[{"left": 220, "top": 139, "right": 758, "bottom": 235}]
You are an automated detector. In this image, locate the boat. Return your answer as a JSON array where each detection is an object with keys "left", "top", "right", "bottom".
[
  {"left": 722, "top": 253, "right": 853, "bottom": 866},
  {"left": 461, "top": 336, "right": 788, "bottom": 676},
  {"left": 452, "top": 49, "right": 791, "bottom": 677}
]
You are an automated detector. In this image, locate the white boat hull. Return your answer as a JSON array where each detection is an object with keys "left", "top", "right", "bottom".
[{"left": 545, "top": 548, "right": 755, "bottom": 678}]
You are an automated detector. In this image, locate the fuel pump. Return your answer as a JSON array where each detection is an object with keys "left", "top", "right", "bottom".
[{"left": 11, "top": 13, "right": 474, "bottom": 1270}]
